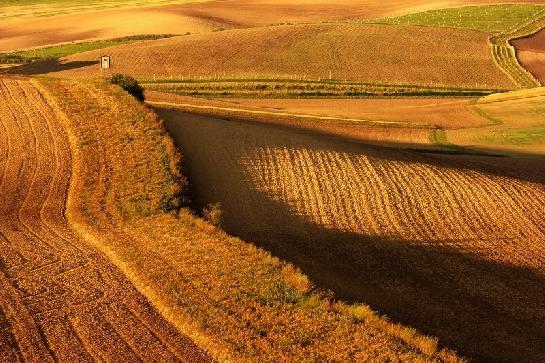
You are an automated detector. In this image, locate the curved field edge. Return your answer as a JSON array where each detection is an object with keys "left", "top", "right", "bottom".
[
  {"left": 490, "top": 11, "right": 545, "bottom": 88},
  {"left": 33, "top": 77, "right": 462, "bottom": 362},
  {"left": 363, "top": 4, "right": 545, "bottom": 88}
]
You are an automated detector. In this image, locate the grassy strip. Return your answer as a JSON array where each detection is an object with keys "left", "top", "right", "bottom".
[
  {"left": 0, "top": 34, "right": 177, "bottom": 64},
  {"left": 490, "top": 13, "right": 545, "bottom": 88},
  {"left": 37, "top": 77, "right": 463, "bottom": 362},
  {"left": 368, "top": 4, "right": 545, "bottom": 34},
  {"left": 426, "top": 129, "right": 503, "bottom": 157},
  {"left": 143, "top": 79, "right": 503, "bottom": 98},
  {"left": 471, "top": 105, "right": 503, "bottom": 126}
]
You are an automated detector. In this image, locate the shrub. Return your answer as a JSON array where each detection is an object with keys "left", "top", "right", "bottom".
[
  {"left": 203, "top": 202, "right": 222, "bottom": 226},
  {"left": 111, "top": 73, "right": 145, "bottom": 101}
]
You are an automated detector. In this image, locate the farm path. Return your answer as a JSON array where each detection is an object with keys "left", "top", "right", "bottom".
[{"left": 0, "top": 78, "right": 211, "bottom": 362}]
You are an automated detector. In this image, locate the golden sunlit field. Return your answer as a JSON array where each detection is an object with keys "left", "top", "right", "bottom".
[
  {"left": 157, "top": 107, "right": 545, "bottom": 363},
  {"left": 2, "top": 0, "right": 545, "bottom": 362},
  {"left": 20, "top": 23, "right": 515, "bottom": 88}
]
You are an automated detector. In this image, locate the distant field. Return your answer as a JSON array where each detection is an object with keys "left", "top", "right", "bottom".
[
  {"left": 189, "top": 97, "right": 488, "bottom": 128},
  {"left": 449, "top": 87, "right": 545, "bottom": 153},
  {"left": 512, "top": 27, "right": 545, "bottom": 84},
  {"left": 374, "top": 4, "right": 545, "bottom": 33},
  {"left": 4, "top": 0, "right": 545, "bottom": 51},
  {"left": 23, "top": 23, "right": 515, "bottom": 89},
  {"left": 0, "top": 0, "right": 199, "bottom": 19},
  {"left": 158, "top": 106, "right": 545, "bottom": 363},
  {"left": 0, "top": 34, "right": 175, "bottom": 64}
]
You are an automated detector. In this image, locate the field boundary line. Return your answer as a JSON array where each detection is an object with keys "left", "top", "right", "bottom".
[
  {"left": 146, "top": 100, "right": 411, "bottom": 126},
  {"left": 490, "top": 11, "right": 545, "bottom": 88}
]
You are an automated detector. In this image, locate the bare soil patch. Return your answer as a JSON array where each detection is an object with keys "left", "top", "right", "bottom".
[{"left": 512, "top": 27, "right": 545, "bottom": 84}]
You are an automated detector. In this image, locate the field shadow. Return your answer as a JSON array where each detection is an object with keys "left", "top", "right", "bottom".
[
  {"left": 162, "top": 107, "right": 545, "bottom": 186},
  {"left": 8, "top": 59, "right": 96, "bottom": 75},
  {"left": 159, "top": 109, "right": 545, "bottom": 363}
]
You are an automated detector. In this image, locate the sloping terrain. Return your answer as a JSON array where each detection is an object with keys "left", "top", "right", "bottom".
[
  {"left": 3, "top": 0, "right": 545, "bottom": 51},
  {"left": 0, "top": 77, "right": 210, "bottom": 362},
  {"left": 35, "top": 78, "right": 461, "bottom": 362},
  {"left": 180, "top": 96, "right": 488, "bottom": 128},
  {"left": 158, "top": 108, "right": 545, "bottom": 362},
  {"left": 449, "top": 87, "right": 545, "bottom": 154},
  {"left": 512, "top": 27, "right": 545, "bottom": 84},
  {"left": 24, "top": 23, "right": 515, "bottom": 88}
]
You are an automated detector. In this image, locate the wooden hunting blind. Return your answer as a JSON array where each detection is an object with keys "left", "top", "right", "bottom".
[{"left": 100, "top": 56, "right": 111, "bottom": 69}]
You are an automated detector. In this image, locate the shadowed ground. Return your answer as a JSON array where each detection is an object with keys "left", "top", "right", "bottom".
[{"left": 159, "top": 109, "right": 545, "bottom": 363}]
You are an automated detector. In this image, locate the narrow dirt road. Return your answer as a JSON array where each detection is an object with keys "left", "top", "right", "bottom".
[{"left": 0, "top": 78, "right": 211, "bottom": 362}]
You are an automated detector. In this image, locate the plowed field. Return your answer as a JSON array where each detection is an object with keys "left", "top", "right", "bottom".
[
  {"left": 0, "top": 78, "right": 210, "bottom": 362},
  {"left": 158, "top": 108, "right": 545, "bottom": 362}
]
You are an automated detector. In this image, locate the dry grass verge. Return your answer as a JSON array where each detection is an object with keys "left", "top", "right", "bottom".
[{"left": 37, "top": 78, "right": 462, "bottom": 362}]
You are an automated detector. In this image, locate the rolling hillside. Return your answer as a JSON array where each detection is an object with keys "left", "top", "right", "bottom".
[
  {"left": 3, "top": 0, "right": 545, "bottom": 51},
  {"left": 0, "top": 77, "right": 209, "bottom": 362},
  {"left": 23, "top": 23, "right": 515, "bottom": 88},
  {"left": 30, "top": 77, "right": 461, "bottom": 362},
  {"left": 158, "top": 106, "right": 545, "bottom": 362}
]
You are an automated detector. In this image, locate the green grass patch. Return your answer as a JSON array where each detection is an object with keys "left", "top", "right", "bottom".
[
  {"left": 143, "top": 79, "right": 504, "bottom": 99},
  {"left": 0, "top": 34, "right": 176, "bottom": 64},
  {"left": 471, "top": 105, "right": 503, "bottom": 126},
  {"left": 426, "top": 129, "right": 499, "bottom": 156},
  {"left": 480, "top": 126, "right": 545, "bottom": 145},
  {"left": 373, "top": 4, "right": 545, "bottom": 33}
]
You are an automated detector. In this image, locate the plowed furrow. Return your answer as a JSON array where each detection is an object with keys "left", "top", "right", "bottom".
[{"left": 0, "top": 78, "right": 210, "bottom": 362}]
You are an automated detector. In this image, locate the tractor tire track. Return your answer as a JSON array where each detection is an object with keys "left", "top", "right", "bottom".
[{"left": 0, "top": 78, "right": 212, "bottom": 363}]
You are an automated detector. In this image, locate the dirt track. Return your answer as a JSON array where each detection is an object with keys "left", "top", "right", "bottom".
[{"left": 0, "top": 78, "right": 210, "bottom": 362}]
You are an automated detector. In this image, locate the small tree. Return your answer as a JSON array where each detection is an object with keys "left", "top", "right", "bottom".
[{"left": 110, "top": 73, "right": 145, "bottom": 101}]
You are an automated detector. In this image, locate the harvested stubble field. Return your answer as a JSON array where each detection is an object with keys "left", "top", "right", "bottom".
[
  {"left": 161, "top": 94, "right": 489, "bottom": 128},
  {"left": 24, "top": 23, "right": 516, "bottom": 89},
  {"left": 157, "top": 107, "right": 545, "bottom": 363},
  {"left": 32, "top": 77, "right": 460, "bottom": 362},
  {"left": 145, "top": 91, "right": 436, "bottom": 148},
  {"left": 0, "top": 77, "right": 210, "bottom": 362}
]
